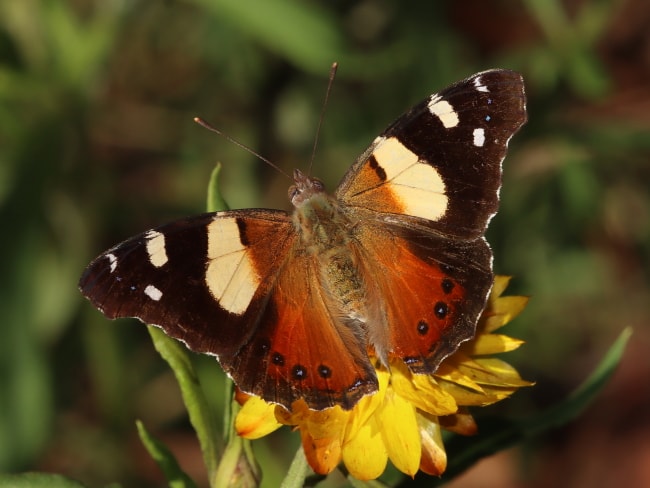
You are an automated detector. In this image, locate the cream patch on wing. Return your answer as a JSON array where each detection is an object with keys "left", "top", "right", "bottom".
[
  {"left": 372, "top": 136, "right": 448, "bottom": 221},
  {"left": 473, "top": 127, "right": 486, "bottom": 147},
  {"left": 145, "top": 230, "right": 169, "bottom": 268},
  {"left": 473, "top": 75, "right": 489, "bottom": 92},
  {"left": 144, "top": 284, "right": 163, "bottom": 301},
  {"left": 106, "top": 253, "right": 118, "bottom": 273},
  {"left": 427, "top": 95, "right": 459, "bottom": 128},
  {"left": 206, "top": 217, "right": 260, "bottom": 315}
]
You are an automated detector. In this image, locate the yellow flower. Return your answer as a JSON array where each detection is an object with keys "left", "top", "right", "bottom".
[{"left": 235, "top": 276, "right": 532, "bottom": 479}]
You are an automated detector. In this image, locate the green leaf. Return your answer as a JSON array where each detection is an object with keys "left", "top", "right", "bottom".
[
  {"left": 207, "top": 164, "right": 229, "bottom": 213},
  {"left": 280, "top": 447, "right": 311, "bottom": 488},
  {"left": 190, "top": 0, "right": 344, "bottom": 74},
  {"left": 136, "top": 420, "right": 198, "bottom": 488},
  {"left": 0, "top": 473, "right": 88, "bottom": 488},
  {"left": 147, "top": 327, "right": 222, "bottom": 482},
  {"left": 520, "top": 327, "right": 631, "bottom": 434},
  {"left": 422, "top": 327, "right": 631, "bottom": 485},
  {"left": 213, "top": 401, "right": 260, "bottom": 488}
]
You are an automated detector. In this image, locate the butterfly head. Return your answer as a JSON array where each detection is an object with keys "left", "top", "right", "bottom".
[{"left": 288, "top": 169, "right": 327, "bottom": 208}]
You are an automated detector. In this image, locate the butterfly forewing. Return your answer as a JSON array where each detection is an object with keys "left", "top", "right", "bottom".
[
  {"left": 337, "top": 69, "right": 526, "bottom": 239},
  {"left": 79, "top": 210, "right": 296, "bottom": 357}
]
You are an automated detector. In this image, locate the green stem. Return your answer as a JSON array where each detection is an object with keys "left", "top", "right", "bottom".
[{"left": 280, "top": 446, "right": 311, "bottom": 488}]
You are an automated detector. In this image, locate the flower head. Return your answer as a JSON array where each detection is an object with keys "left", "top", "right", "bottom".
[{"left": 235, "top": 276, "right": 532, "bottom": 479}]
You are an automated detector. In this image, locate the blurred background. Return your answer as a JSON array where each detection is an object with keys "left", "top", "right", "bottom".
[{"left": 1, "top": 0, "right": 648, "bottom": 486}]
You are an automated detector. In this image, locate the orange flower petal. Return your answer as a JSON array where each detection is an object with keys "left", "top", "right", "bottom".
[
  {"left": 301, "top": 429, "right": 342, "bottom": 475},
  {"left": 439, "top": 408, "right": 478, "bottom": 435},
  {"left": 417, "top": 413, "right": 447, "bottom": 476}
]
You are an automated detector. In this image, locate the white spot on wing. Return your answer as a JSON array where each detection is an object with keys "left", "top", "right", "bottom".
[
  {"left": 372, "top": 137, "right": 448, "bottom": 221},
  {"left": 145, "top": 230, "right": 168, "bottom": 268},
  {"left": 206, "top": 217, "right": 260, "bottom": 315},
  {"left": 144, "top": 284, "right": 163, "bottom": 301},
  {"left": 106, "top": 253, "right": 117, "bottom": 273},
  {"left": 427, "top": 95, "right": 459, "bottom": 128},
  {"left": 473, "top": 128, "right": 486, "bottom": 147},
  {"left": 473, "top": 76, "right": 489, "bottom": 92}
]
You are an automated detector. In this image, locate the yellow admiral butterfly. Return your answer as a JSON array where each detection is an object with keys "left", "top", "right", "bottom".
[{"left": 79, "top": 69, "right": 527, "bottom": 411}]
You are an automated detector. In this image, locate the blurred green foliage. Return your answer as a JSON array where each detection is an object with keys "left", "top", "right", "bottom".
[{"left": 1, "top": 0, "right": 648, "bottom": 486}]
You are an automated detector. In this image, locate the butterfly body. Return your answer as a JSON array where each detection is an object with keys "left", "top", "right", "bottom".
[
  {"left": 80, "top": 69, "right": 527, "bottom": 411},
  {"left": 290, "top": 169, "right": 367, "bottom": 323}
]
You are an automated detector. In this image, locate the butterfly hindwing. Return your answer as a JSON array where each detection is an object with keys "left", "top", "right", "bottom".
[
  {"left": 221, "top": 250, "right": 378, "bottom": 410},
  {"left": 352, "top": 219, "right": 493, "bottom": 372}
]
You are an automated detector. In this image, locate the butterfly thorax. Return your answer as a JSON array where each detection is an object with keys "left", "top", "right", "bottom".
[{"left": 289, "top": 169, "right": 368, "bottom": 326}]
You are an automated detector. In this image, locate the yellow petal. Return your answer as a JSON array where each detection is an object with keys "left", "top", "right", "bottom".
[
  {"left": 490, "top": 275, "right": 512, "bottom": 300},
  {"left": 305, "top": 405, "right": 350, "bottom": 440},
  {"left": 475, "top": 385, "right": 523, "bottom": 403},
  {"left": 417, "top": 413, "right": 447, "bottom": 476},
  {"left": 435, "top": 357, "right": 486, "bottom": 393},
  {"left": 274, "top": 399, "right": 311, "bottom": 427},
  {"left": 378, "top": 389, "right": 421, "bottom": 477},
  {"left": 469, "top": 358, "right": 533, "bottom": 387},
  {"left": 482, "top": 296, "right": 529, "bottom": 332},
  {"left": 462, "top": 333, "right": 525, "bottom": 355},
  {"left": 437, "top": 378, "right": 522, "bottom": 406},
  {"left": 391, "top": 363, "right": 458, "bottom": 416},
  {"left": 235, "top": 396, "right": 282, "bottom": 439},
  {"left": 342, "top": 417, "right": 388, "bottom": 480},
  {"left": 345, "top": 368, "right": 389, "bottom": 441},
  {"left": 436, "top": 380, "right": 497, "bottom": 406}
]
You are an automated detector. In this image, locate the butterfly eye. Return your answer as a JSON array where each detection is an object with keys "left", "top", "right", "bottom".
[
  {"left": 288, "top": 185, "right": 300, "bottom": 202},
  {"left": 311, "top": 178, "right": 325, "bottom": 192}
]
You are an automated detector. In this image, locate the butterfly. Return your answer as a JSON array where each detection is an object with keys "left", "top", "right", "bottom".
[{"left": 79, "top": 69, "right": 527, "bottom": 411}]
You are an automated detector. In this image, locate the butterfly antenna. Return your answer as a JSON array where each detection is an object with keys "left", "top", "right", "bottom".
[
  {"left": 308, "top": 62, "right": 338, "bottom": 175},
  {"left": 193, "top": 117, "right": 292, "bottom": 179}
]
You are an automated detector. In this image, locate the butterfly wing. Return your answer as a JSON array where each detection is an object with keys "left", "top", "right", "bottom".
[
  {"left": 79, "top": 209, "right": 377, "bottom": 410},
  {"left": 80, "top": 69, "right": 526, "bottom": 410},
  {"left": 220, "top": 249, "right": 378, "bottom": 410},
  {"left": 336, "top": 69, "right": 526, "bottom": 372},
  {"left": 79, "top": 210, "right": 295, "bottom": 357},
  {"left": 350, "top": 219, "right": 493, "bottom": 373},
  {"left": 337, "top": 69, "right": 526, "bottom": 239}
]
